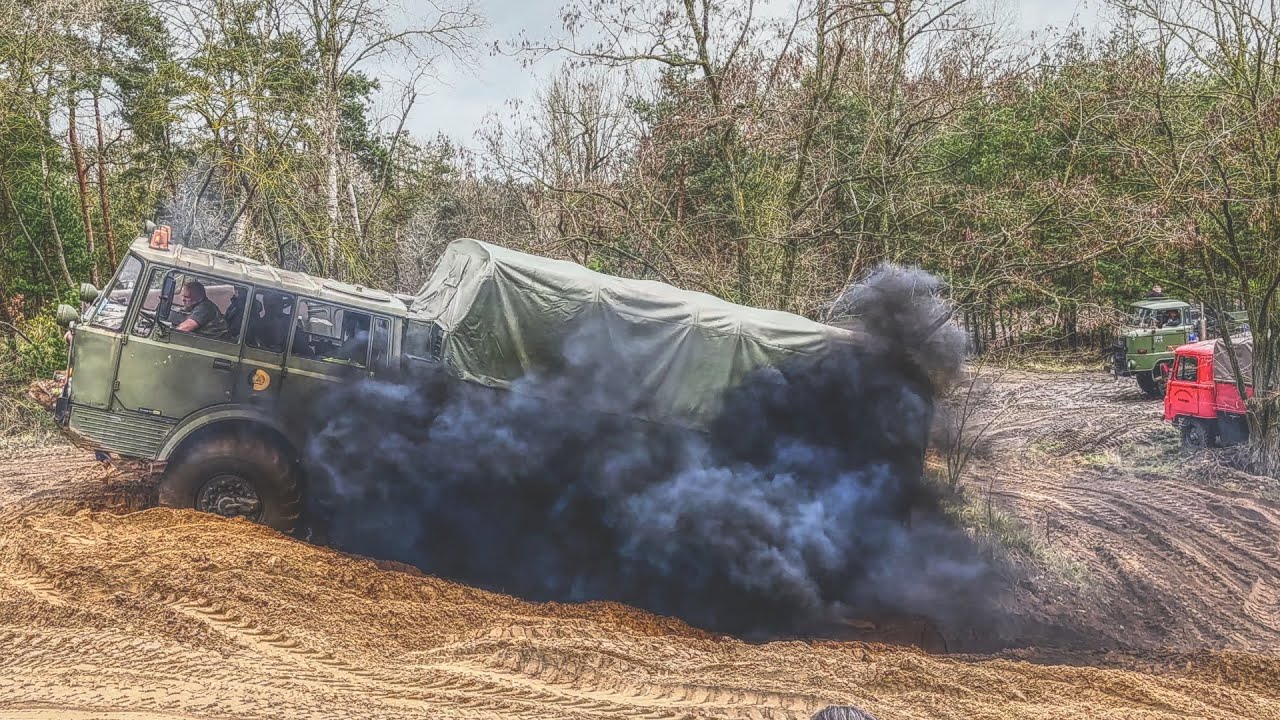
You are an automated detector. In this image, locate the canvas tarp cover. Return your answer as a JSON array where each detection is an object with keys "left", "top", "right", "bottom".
[
  {"left": 1213, "top": 334, "right": 1254, "bottom": 385},
  {"left": 408, "top": 238, "right": 855, "bottom": 425}
]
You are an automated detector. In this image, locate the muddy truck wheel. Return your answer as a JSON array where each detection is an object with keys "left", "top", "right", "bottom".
[
  {"left": 1136, "top": 370, "right": 1161, "bottom": 398},
  {"left": 1181, "top": 419, "right": 1216, "bottom": 451},
  {"left": 159, "top": 432, "right": 303, "bottom": 534}
]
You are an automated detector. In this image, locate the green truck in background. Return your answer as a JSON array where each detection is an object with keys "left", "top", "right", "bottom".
[
  {"left": 54, "top": 224, "right": 857, "bottom": 533},
  {"left": 1109, "top": 297, "right": 1247, "bottom": 398}
]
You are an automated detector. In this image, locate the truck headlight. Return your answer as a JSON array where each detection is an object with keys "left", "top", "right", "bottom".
[{"left": 55, "top": 304, "right": 79, "bottom": 328}]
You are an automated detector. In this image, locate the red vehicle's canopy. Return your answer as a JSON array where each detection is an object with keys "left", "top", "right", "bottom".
[
  {"left": 1212, "top": 335, "right": 1253, "bottom": 385},
  {"left": 1174, "top": 335, "right": 1252, "bottom": 384}
]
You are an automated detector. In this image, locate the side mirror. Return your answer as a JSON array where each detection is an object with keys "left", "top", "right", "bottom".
[
  {"left": 79, "top": 283, "right": 99, "bottom": 304},
  {"left": 157, "top": 274, "right": 176, "bottom": 321}
]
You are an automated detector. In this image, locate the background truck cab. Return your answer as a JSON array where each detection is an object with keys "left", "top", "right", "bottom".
[
  {"left": 1163, "top": 336, "right": 1253, "bottom": 448},
  {"left": 1111, "top": 299, "right": 1199, "bottom": 397}
]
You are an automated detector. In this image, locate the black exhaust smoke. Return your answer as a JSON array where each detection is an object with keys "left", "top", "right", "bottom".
[{"left": 303, "top": 265, "right": 999, "bottom": 639}]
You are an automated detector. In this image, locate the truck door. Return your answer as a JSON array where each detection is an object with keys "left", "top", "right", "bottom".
[
  {"left": 117, "top": 267, "right": 249, "bottom": 420},
  {"left": 1172, "top": 355, "right": 1210, "bottom": 417},
  {"left": 278, "top": 298, "right": 380, "bottom": 425},
  {"left": 234, "top": 288, "right": 293, "bottom": 408},
  {"left": 68, "top": 254, "right": 144, "bottom": 409}
]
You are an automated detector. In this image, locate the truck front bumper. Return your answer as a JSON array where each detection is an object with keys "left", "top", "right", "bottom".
[
  {"left": 1110, "top": 346, "right": 1133, "bottom": 378},
  {"left": 53, "top": 379, "right": 71, "bottom": 425}
]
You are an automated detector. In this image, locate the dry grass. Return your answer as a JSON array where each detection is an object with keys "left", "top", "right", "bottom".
[
  {"left": 980, "top": 347, "right": 1106, "bottom": 374},
  {"left": 925, "top": 464, "right": 1093, "bottom": 591},
  {"left": 0, "top": 385, "right": 60, "bottom": 446}
]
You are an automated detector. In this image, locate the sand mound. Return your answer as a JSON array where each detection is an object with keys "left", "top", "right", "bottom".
[
  {"left": 3, "top": 369, "right": 1280, "bottom": 718},
  {"left": 0, "top": 506, "right": 1277, "bottom": 719}
]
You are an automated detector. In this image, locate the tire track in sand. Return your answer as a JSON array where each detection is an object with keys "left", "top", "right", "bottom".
[
  {"left": 973, "top": 370, "right": 1280, "bottom": 651},
  {"left": 168, "top": 593, "right": 786, "bottom": 719}
]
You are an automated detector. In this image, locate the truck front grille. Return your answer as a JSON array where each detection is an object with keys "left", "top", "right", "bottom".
[{"left": 69, "top": 404, "right": 174, "bottom": 459}]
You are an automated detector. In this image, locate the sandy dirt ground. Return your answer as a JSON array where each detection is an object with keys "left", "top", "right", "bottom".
[
  {"left": 1, "top": 371, "right": 1279, "bottom": 719},
  {"left": 969, "top": 371, "right": 1280, "bottom": 653}
]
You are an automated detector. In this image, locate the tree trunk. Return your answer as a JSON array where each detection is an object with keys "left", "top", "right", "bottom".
[
  {"left": 68, "top": 89, "right": 98, "bottom": 285},
  {"left": 347, "top": 175, "right": 362, "bottom": 240},
  {"left": 38, "top": 143, "right": 75, "bottom": 290},
  {"left": 1247, "top": 407, "right": 1280, "bottom": 477},
  {"left": 92, "top": 89, "right": 116, "bottom": 262},
  {"left": 325, "top": 104, "right": 340, "bottom": 274}
]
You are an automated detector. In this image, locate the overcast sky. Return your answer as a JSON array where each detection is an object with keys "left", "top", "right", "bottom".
[{"left": 398, "top": 0, "right": 1103, "bottom": 149}]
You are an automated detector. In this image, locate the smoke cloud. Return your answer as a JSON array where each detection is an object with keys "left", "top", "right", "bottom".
[{"left": 301, "top": 265, "right": 1000, "bottom": 640}]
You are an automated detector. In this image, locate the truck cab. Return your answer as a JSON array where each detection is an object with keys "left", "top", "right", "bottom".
[
  {"left": 1163, "top": 337, "right": 1252, "bottom": 448},
  {"left": 1111, "top": 299, "right": 1198, "bottom": 397},
  {"left": 56, "top": 226, "right": 407, "bottom": 532}
]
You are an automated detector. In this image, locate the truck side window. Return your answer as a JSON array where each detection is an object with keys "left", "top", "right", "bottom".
[
  {"left": 245, "top": 290, "right": 295, "bottom": 354},
  {"left": 370, "top": 316, "right": 391, "bottom": 369},
  {"left": 88, "top": 255, "right": 143, "bottom": 332},
  {"left": 404, "top": 320, "right": 444, "bottom": 362},
  {"left": 1177, "top": 356, "right": 1198, "bottom": 382},
  {"left": 133, "top": 269, "right": 248, "bottom": 343},
  {"left": 292, "top": 300, "right": 371, "bottom": 366}
]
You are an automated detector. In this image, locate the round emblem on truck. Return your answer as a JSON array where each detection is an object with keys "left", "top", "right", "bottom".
[{"left": 251, "top": 369, "right": 271, "bottom": 391}]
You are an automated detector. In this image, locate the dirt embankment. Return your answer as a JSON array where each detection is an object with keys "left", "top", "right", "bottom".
[
  {"left": 2, "top": 506, "right": 1279, "bottom": 720},
  {"left": 0, "top": 370, "right": 1278, "bottom": 719}
]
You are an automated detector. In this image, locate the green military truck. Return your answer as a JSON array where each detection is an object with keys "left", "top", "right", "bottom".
[
  {"left": 1109, "top": 297, "right": 1247, "bottom": 397},
  {"left": 54, "top": 225, "right": 856, "bottom": 533},
  {"left": 1110, "top": 299, "right": 1200, "bottom": 397}
]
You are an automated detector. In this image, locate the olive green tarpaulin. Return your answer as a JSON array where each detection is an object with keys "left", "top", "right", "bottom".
[{"left": 408, "top": 239, "right": 856, "bottom": 426}]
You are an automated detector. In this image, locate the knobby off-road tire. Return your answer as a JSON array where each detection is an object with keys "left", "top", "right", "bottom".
[
  {"left": 1136, "top": 370, "right": 1161, "bottom": 398},
  {"left": 1154, "top": 361, "right": 1172, "bottom": 397},
  {"left": 1181, "top": 419, "right": 1216, "bottom": 451},
  {"left": 159, "top": 432, "right": 302, "bottom": 534}
]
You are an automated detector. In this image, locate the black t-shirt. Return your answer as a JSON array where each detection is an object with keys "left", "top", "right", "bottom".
[{"left": 188, "top": 298, "right": 228, "bottom": 338}]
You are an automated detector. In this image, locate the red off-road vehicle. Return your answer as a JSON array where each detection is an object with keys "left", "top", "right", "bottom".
[{"left": 1163, "top": 335, "right": 1253, "bottom": 449}]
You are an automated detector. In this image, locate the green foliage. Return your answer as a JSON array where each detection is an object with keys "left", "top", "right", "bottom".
[{"left": 2, "top": 311, "right": 68, "bottom": 384}]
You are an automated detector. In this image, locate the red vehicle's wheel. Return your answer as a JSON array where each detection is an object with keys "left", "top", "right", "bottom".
[{"left": 1181, "top": 419, "right": 1216, "bottom": 450}]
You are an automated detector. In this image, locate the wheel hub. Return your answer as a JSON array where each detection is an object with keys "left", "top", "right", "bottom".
[{"left": 197, "top": 474, "right": 262, "bottom": 520}]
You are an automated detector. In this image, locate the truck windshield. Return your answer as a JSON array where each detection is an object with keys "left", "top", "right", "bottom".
[
  {"left": 1128, "top": 307, "right": 1156, "bottom": 328},
  {"left": 87, "top": 254, "right": 143, "bottom": 332}
]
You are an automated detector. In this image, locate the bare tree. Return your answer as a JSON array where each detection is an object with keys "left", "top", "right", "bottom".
[
  {"left": 290, "top": 0, "right": 483, "bottom": 275},
  {"left": 1107, "top": 0, "right": 1280, "bottom": 473}
]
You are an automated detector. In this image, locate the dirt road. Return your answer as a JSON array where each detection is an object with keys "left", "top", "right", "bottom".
[
  {"left": 970, "top": 371, "right": 1280, "bottom": 653},
  {"left": 1, "top": 370, "right": 1279, "bottom": 719}
]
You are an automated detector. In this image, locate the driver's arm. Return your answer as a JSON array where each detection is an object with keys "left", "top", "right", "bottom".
[{"left": 177, "top": 302, "right": 208, "bottom": 333}]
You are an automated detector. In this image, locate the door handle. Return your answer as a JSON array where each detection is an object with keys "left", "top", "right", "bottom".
[{"left": 213, "top": 358, "right": 233, "bottom": 371}]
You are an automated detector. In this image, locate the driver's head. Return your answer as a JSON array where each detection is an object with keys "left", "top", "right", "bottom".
[{"left": 179, "top": 280, "right": 206, "bottom": 308}]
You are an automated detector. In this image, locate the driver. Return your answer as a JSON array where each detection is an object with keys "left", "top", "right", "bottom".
[
  {"left": 176, "top": 280, "right": 228, "bottom": 338},
  {"left": 1161, "top": 309, "right": 1181, "bottom": 327}
]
